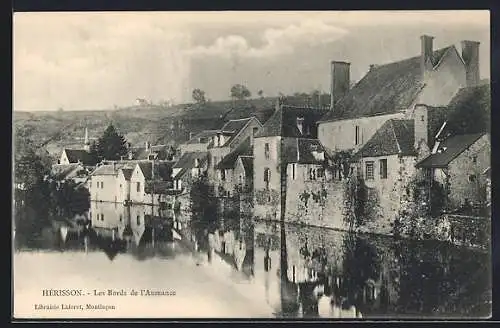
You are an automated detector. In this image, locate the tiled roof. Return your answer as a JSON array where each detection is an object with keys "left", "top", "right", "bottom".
[
  {"left": 173, "top": 152, "right": 208, "bottom": 169},
  {"left": 217, "top": 137, "right": 252, "bottom": 170},
  {"left": 440, "top": 83, "right": 491, "bottom": 139},
  {"left": 92, "top": 162, "right": 133, "bottom": 176},
  {"left": 137, "top": 161, "right": 173, "bottom": 181},
  {"left": 127, "top": 145, "right": 170, "bottom": 160},
  {"left": 319, "top": 47, "right": 453, "bottom": 122},
  {"left": 353, "top": 119, "right": 416, "bottom": 159},
  {"left": 186, "top": 130, "right": 219, "bottom": 144},
  {"left": 239, "top": 156, "right": 253, "bottom": 176},
  {"left": 51, "top": 163, "right": 83, "bottom": 180},
  {"left": 282, "top": 138, "right": 328, "bottom": 165},
  {"left": 255, "top": 105, "right": 329, "bottom": 138},
  {"left": 416, "top": 133, "right": 486, "bottom": 168},
  {"left": 221, "top": 118, "right": 253, "bottom": 133},
  {"left": 64, "top": 149, "right": 93, "bottom": 165}
]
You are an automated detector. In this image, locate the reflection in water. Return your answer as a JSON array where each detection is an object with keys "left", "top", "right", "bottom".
[{"left": 14, "top": 202, "right": 491, "bottom": 319}]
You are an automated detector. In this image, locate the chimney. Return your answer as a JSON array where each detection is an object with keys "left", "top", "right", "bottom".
[
  {"left": 296, "top": 117, "right": 305, "bottom": 135},
  {"left": 189, "top": 132, "right": 194, "bottom": 140},
  {"left": 413, "top": 104, "right": 429, "bottom": 150},
  {"left": 330, "top": 61, "right": 351, "bottom": 110},
  {"left": 145, "top": 141, "right": 150, "bottom": 150},
  {"left": 420, "top": 35, "right": 434, "bottom": 78},
  {"left": 461, "top": 40, "right": 480, "bottom": 87}
]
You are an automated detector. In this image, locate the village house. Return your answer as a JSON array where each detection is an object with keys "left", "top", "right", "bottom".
[
  {"left": 215, "top": 137, "right": 254, "bottom": 196},
  {"left": 57, "top": 128, "right": 94, "bottom": 166},
  {"left": 172, "top": 151, "right": 208, "bottom": 192},
  {"left": 179, "top": 130, "right": 219, "bottom": 155},
  {"left": 415, "top": 82, "right": 490, "bottom": 212},
  {"left": 207, "top": 117, "right": 262, "bottom": 189},
  {"left": 317, "top": 35, "right": 482, "bottom": 156},
  {"left": 129, "top": 161, "right": 174, "bottom": 205},
  {"left": 50, "top": 162, "right": 89, "bottom": 184},
  {"left": 88, "top": 162, "right": 135, "bottom": 203},
  {"left": 416, "top": 133, "right": 490, "bottom": 210},
  {"left": 125, "top": 142, "right": 174, "bottom": 162},
  {"left": 252, "top": 102, "right": 335, "bottom": 225}
]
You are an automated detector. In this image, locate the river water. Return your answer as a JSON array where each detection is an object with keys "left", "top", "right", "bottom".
[{"left": 13, "top": 202, "right": 491, "bottom": 319}]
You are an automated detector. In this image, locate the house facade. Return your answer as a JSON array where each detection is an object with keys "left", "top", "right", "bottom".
[
  {"left": 318, "top": 35, "right": 481, "bottom": 155},
  {"left": 129, "top": 161, "right": 173, "bottom": 205},
  {"left": 89, "top": 163, "right": 134, "bottom": 203},
  {"left": 215, "top": 137, "right": 253, "bottom": 196},
  {"left": 416, "top": 133, "right": 490, "bottom": 210},
  {"left": 253, "top": 103, "right": 333, "bottom": 225},
  {"left": 207, "top": 117, "right": 262, "bottom": 188}
]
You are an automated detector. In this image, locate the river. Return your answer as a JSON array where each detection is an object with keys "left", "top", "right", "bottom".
[{"left": 13, "top": 202, "right": 491, "bottom": 319}]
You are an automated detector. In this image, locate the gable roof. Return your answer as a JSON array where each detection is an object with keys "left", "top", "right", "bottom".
[
  {"left": 92, "top": 162, "right": 133, "bottom": 176},
  {"left": 353, "top": 119, "right": 416, "bottom": 159},
  {"left": 137, "top": 161, "right": 173, "bottom": 181},
  {"left": 51, "top": 163, "right": 84, "bottom": 180},
  {"left": 217, "top": 137, "right": 252, "bottom": 170},
  {"left": 173, "top": 151, "right": 208, "bottom": 169},
  {"left": 127, "top": 145, "right": 170, "bottom": 160},
  {"left": 282, "top": 138, "right": 328, "bottom": 165},
  {"left": 255, "top": 105, "right": 329, "bottom": 138},
  {"left": 239, "top": 156, "right": 253, "bottom": 176},
  {"left": 319, "top": 47, "right": 453, "bottom": 123},
  {"left": 64, "top": 149, "right": 93, "bottom": 165},
  {"left": 209, "top": 117, "right": 261, "bottom": 148},
  {"left": 416, "top": 133, "right": 486, "bottom": 168}
]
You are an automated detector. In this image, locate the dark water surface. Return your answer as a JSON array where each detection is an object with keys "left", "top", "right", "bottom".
[{"left": 13, "top": 202, "right": 491, "bottom": 319}]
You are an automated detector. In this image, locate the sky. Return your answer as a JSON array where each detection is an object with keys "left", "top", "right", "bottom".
[{"left": 13, "top": 11, "right": 490, "bottom": 111}]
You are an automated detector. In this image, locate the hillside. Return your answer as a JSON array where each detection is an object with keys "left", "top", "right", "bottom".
[{"left": 14, "top": 94, "right": 332, "bottom": 157}]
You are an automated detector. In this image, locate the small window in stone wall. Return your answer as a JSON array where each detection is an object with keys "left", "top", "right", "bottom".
[
  {"left": 469, "top": 174, "right": 477, "bottom": 182},
  {"left": 365, "top": 161, "right": 374, "bottom": 180},
  {"left": 379, "top": 159, "right": 388, "bottom": 179},
  {"left": 472, "top": 155, "right": 478, "bottom": 163},
  {"left": 265, "top": 143, "right": 270, "bottom": 160},
  {"left": 264, "top": 168, "right": 271, "bottom": 189}
]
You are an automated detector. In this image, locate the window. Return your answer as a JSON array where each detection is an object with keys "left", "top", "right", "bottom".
[
  {"left": 220, "top": 169, "right": 226, "bottom": 181},
  {"left": 264, "top": 143, "right": 270, "bottom": 159},
  {"left": 379, "top": 159, "right": 388, "bottom": 179},
  {"left": 355, "top": 126, "right": 360, "bottom": 145},
  {"left": 472, "top": 155, "right": 478, "bottom": 163},
  {"left": 309, "top": 168, "right": 317, "bottom": 180},
  {"left": 120, "top": 184, "right": 122, "bottom": 189},
  {"left": 365, "top": 161, "right": 374, "bottom": 180},
  {"left": 136, "top": 182, "right": 141, "bottom": 192},
  {"left": 101, "top": 213, "right": 104, "bottom": 221},
  {"left": 317, "top": 168, "right": 324, "bottom": 178},
  {"left": 101, "top": 181, "right": 104, "bottom": 189},
  {"left": 291, "top": 163, "right": 296, "bottom": 180},
  {"left": 469, "top": 174, "right": 477, "bottom": 182},
  {"left": 421, "top": 115, "right": 425, "bottom": 122},
  {"left": 253, "top": 127, "right": 258, "bottom": 136},
  {"left": 264, "top": 168, "right": 271, "bottom": 189},
  {"left": 136, "top": 215, "right": 140, "bottom": 225},
  {"left": 119, "top": 214, "right": 122, "bottom": 222}
]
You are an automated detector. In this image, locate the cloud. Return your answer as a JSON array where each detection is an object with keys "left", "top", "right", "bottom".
[{"left": 186, "top": 20, "right": 348, "bottom": 58}]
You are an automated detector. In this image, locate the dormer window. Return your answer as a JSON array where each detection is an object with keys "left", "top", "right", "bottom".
[{"left": 194, "top": 158, "right": 200, "bottom": 167}]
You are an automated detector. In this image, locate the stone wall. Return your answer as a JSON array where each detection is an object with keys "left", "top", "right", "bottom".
[{"left": 447, "top": 134, "right": 490, "bottom": 208}]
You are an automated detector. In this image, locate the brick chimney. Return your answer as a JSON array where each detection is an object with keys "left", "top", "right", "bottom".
[
  {"left": 296, "top": 117, "right": 305, "bottom": 135},
  {"left": 461, "top": 40, "right": 480, "bottom": 87},
  {"left": 330, "top": 61, "right": 350, "bottom": 110},
  {"left": 420, "top": 35, "right": 434, "bottom": 78}
]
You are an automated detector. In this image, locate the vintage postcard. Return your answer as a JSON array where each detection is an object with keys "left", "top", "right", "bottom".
[{"left": 12, "top": 10, "right": 491, "bottom": 319}]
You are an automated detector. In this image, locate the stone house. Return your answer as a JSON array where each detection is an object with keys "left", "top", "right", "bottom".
[
  {"left": 89, "top": 162, "right": 135, "bottom": 203},
  {"left": 215, "top": 137, "right": 253, "bottom": 196},
  {"left": 252, "top": 103, "right": 332, "bottom": 224},
  {"left": 179, "top": 130, "right": 219, "bottom": 155},
  {"left": 351, "top": 119, "right": 419, "bottom": 232},
  {"left": 125, "top": 142, "right": 174, "bottom": 161},
  {"left": 172, "top": 151, "right": 208, "bottom": 192},
  {"left": 318, "top": 35, "right": 481, "bottom": 155},
  {"left": 207, "top": 117, "right": 262, "bottom": 189},
  {"left": 129, "top": 161, "right": 173, "bottom": 205},
  {"left": 416, "top": 133, "right": 490, "bottom": 210}
]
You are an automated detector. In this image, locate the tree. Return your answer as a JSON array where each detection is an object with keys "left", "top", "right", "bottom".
[
  {"left": 96, "top": 124, "right": 128, "bottom": 161},
  {"left": 257, "top": 90, "right": 264, "bottom": 98},
  {"left": 230, "top": 84, "right": 251, "bottom": 101},
  {"left": 192, "top": 89, "right": 206, "bottom": 104}
]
